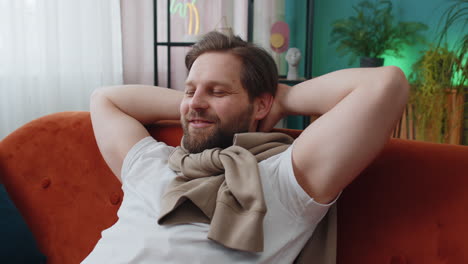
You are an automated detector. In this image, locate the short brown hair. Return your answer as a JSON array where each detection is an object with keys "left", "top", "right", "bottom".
[{"left": 185, "top": 31, "right": 278, "bottom": 100}]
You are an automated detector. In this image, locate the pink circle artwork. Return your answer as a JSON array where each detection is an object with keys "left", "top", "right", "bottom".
[{"left": 270, "top": 21, "right": 290, "bottom": 53}]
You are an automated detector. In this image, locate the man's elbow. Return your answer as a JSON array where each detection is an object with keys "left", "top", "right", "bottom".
[
  {"left": 89, "top": 87, "right": 119, "bottom": 115},
  {"left": 381, "top": 66, "right": 410, "bottom": 106},
  {"left": 90, "top": 86, "right": 124, "bottom": 107},
  {"left": 90, "top": 85, "right": 116, "bottom": 99}
]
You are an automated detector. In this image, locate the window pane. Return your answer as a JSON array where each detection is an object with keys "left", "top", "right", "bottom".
[
  {"left": 156, "top": 0, "right": 168, "bottom": 42},
  {"left": 170, "top": 46, "right": 191, "bottom": 90},
  {"left": 157, "top": 46, "right": 168, "bottom": 87}
]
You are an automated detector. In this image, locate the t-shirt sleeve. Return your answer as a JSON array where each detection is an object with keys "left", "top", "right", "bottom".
[
  {"left": 265, "top": 143, "right": 340, "bottom": 223},
  {"left": 121, "top": 136, "right": 174, "bottom": 182}
]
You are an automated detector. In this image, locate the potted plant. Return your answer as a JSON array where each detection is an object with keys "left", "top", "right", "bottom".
[
  {"left": 408, "top": 0, "right": 467, "bottom": 144},
  {"left": 330, "top": 0, "right": 428, "bottom": 67}
]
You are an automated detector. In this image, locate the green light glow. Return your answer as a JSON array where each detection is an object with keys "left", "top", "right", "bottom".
[
  {"left": 383, "top": 43, "right": 466, "bottom": 87},
  {"left": 382, "top": 46, "right": 421, "bottom": 79},
  {"left": 452, "top": 67, "right": 466, "bottom": 86}
]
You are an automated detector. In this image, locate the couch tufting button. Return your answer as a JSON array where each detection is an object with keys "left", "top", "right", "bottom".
[
  {"left": 41, "top": 178, "right": 51, "bottom": 189},
  {"left": 110, "top": 193, "right": 121, "bottom": 205},
  {"left": 390, "top": 256, "right": 407, "bottom": 264}
]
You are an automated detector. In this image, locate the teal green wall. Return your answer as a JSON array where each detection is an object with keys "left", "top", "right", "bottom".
[
  {"left": 285, "top": 0, "right": 308, "bottom": 78},
  {"left": 285, "top": 0, "right": 308, "bottom": 129},
  {"left": 312, "top": 0, "right": 465, "bottom": 78}
]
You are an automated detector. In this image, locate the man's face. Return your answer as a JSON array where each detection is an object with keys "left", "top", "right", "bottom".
[{"left": 180, "top": 52, "right": 255, "bottom": 153}]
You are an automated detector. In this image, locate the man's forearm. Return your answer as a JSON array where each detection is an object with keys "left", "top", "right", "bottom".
[{"left": 92, "top": 85, "right": 184, "bottom": 124}]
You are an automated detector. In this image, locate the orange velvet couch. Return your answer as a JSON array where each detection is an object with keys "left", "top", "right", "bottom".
[{"left": 1, "top": 111, "right": 468, "bottom": 264}]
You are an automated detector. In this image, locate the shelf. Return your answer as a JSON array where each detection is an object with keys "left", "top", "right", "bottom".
[{"left": 278, "top": 78, "right": 306, "bottom": 86}]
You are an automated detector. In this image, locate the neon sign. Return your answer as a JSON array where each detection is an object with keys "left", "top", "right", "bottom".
[{"left": 170, "top": 0, "right": 200, "bottom": 35}]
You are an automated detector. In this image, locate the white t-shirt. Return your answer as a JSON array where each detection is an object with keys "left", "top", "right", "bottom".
[{"left": 82, "top": 136, "right": 337, "bottom": 264}]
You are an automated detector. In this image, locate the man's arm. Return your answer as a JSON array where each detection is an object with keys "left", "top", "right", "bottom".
[
  {"left": 261, "top": 66, "right": 409, "bottom": 204},
  {"left": 90, "top": 85, "right": 183, "bottom": 181}
]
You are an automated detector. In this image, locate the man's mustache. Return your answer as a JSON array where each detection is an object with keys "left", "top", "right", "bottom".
[{"left": 185, "top": 111, "right": 219, "bottom": 123}]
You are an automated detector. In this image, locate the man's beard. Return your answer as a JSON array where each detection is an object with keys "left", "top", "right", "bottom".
[{"left": 181, "top": 105, "right": 254, "bottom": 153}]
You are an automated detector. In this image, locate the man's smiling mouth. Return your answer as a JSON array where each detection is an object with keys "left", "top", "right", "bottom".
[{"left": 189, "top": 119, "right": 214, "bottom": 128}]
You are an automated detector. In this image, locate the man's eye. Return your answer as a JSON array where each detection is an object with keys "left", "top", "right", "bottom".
[
  {"left": 185, "top": 91, "right": 195, "bottom": 96},
  {"left": 212, "top": 91, "right": 226, "bottom": 96}
]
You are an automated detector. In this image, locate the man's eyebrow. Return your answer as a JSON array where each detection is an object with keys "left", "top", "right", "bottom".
[
  {"left": 185, "top": 80, "right": 195, "bottom": 87},
  {"left": 184, "top": 80, "right": 233, "bottom": 88}
]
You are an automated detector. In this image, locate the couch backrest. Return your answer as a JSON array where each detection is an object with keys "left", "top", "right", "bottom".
[
  {"left": 338, "top": 135, "right": 468, "bottom": 263},
  {"left": 1, "top": 111, "right": 468, "bottom": 264}
]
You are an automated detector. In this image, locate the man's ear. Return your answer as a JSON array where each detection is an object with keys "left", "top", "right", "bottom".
[{"left": 253, "top": 93, "right": 274, "bottom": 120}]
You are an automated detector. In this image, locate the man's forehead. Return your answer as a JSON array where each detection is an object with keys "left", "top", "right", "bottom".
[{"left": 186, "top": 52, "right": 242, "bottom": 86}]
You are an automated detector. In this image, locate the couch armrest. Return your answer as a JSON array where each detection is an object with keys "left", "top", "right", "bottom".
[{"left": 0, "top": 111, "right": 122, "bottom": 264}]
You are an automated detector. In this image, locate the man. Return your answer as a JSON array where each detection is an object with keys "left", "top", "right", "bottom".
[{"left": 82, "top": 31, "right": 409, "bottom": 263}]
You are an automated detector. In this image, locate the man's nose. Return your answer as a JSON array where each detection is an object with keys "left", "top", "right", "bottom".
[{"left": 189, "top": 90, "right": 209, "bottom": 110}]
